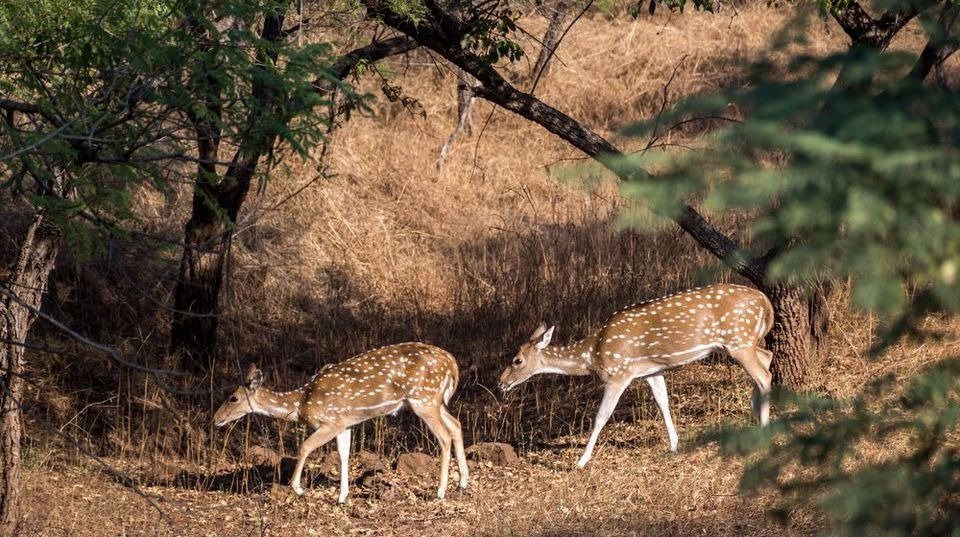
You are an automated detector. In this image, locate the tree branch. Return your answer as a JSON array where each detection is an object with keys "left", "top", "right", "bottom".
[
  {"left": 0, "top": 99, "right": 39, "bottom": 114},
  {"left": 907, "top": 2, "right": 960, "bottom": 81},
  {"left": 362, "top": 0, "right": 766, "bottom": 286},
  {"left": 831, "top": 0, "right": 919, "bottom": 50},
  {"left": 328, "top": 36, "right": 418, "bottom": 84}
]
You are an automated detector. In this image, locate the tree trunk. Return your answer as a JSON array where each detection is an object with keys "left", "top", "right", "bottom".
[
  {"left": 531, "top": 0, "right": 570, "bottom": 85},
  {"left": 763, "top": 283, "right": 811, "bottom": 389},
  {"left": 169, "top": 208, "right": 233, "bottom": 373},
  {"left": 170, "top": 9, "right": 287, "bottom": 373},
  {"left": 437, "top": 67, "right": 479, "bottom": 169},
  {"left": 168, "top": 22, "right": 419, "bottom": 374},
  {"left": 0, "top": 214, "right": 61, "bottom": 537},
  {"left": 758, "top": 280, "right": 832, "bottom": 389}
]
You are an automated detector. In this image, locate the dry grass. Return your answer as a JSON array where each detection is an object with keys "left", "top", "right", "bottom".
[{"left": 8, "top": 2, "right": 958, "bottom": 535}]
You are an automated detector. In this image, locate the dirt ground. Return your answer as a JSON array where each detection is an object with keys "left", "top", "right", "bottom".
[{"left": 19, "top": 423, "right": 818, "bottom": 537}]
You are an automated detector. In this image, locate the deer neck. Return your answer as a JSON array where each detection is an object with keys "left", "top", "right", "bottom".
[
  {"left": 254, "top": 388, "right": 304, "bottom": 422},
  {"left": 540, "top": 332, "right": 598, "bottom": 377}
]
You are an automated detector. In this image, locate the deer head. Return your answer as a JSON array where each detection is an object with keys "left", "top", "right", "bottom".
[
  {"left": 214, "top": 365, "right": 264, "bottom": 427},
  {"left": 498, "top": 323, "right": 555, "bottom": 392}
]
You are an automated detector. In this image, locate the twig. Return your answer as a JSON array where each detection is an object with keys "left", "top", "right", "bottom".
[
  {"left": 0, "top": 380, "right": 174, "bottom": 525},
  {"left": 0, "top": 285, "right": 186, "bottom": 378}
]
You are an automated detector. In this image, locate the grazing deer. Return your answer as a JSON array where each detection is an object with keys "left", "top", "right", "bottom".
[
  {"left": 214, "top": 342, "right": 469, "bottom": 503},
  {"left": 499, "top": 283, "right": 774, "bottom": 468}
]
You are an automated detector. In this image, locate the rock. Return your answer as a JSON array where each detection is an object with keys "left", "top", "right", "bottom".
[
  {"left": 317, "top": 450, "right": 341, "bottom": 479},
  {"left": 465, "top": 442, "right": 519, "bottom": 466},
  {"left": 316, "top": 449, "right": 387, "bottom": 479},
  {"left": 245, "top": 445, "right": 280, "bottom": 467},
  {"left": 396, "top": 452, "right": 437, "bottom": 478},
  {"left": 356, "top": 450, "right": 388, "bottom": 474}
]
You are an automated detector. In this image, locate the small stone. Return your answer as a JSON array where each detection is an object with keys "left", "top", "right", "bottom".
[
  {"left": 396, "top": 452, "right": 437, "bottom": 478},
  {"left": 465, "top": 442, "right": 519, "bottom": 466},
  {"left": 245, "top": 445, "right": 280, "bottom": 467},
  {"left": 356, "top": 450, "right": 388, "bottom": 474}
]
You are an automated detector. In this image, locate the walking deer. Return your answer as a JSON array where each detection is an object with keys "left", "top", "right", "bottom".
[
  {"left": 214, "top": 342, "right": 469, "bottom": 503},
  {"left": 498, "top": 283, "right": 774, "bottom": 467}
]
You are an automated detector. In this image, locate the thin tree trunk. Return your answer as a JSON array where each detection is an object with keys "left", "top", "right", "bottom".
[
  {"left": 170, "top": 8, "right": 287, "bottom": 373},
  {"left": 0, "top": 214, "right": 61, "bottom": 537},
  {"left": 169, "top": 29, "right": 418, "bottom": 373},
  {"left": 437, "top": 68, "right": 478, "bottom": 169},
  {"left": 531, "top": 0, "right": 570, "bottom": 85}
]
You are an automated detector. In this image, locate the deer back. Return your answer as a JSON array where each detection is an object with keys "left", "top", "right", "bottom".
[
  {"left": 595, "top": 284, "right": 774, "bottom": 376},
  {"left": 298, "top": 342, "right": 459, "bottom": 427}
]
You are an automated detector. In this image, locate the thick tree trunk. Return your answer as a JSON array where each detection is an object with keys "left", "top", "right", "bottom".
[
  {"left": 0, "top": 214, "right": 61, "bottom": 537},
  {"left": 760, "top": 281, "right": 831, "bottom": 389},
  {"left": 764, "top": 284, "right": 811, "bottom": 388},
  {"left": 170, "top": 211, "right": 232, "bottom": 372}
]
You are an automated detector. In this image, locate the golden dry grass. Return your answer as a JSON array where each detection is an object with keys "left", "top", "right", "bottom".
[{"left": 11, "top": 2, "right": 960, "bottom": 536}]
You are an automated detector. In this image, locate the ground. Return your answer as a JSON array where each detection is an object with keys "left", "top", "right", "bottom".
[{"left": 20, "top": 425, "right": 817, "bottom": 536}]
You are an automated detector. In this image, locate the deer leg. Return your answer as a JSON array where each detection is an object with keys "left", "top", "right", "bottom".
[
  {"left": 730, "top": 347, "right": 773, "bottom": 426},
  {"left": 755, "top": 348, "right": 773, "bottom": 425},
  {"left": 290, "top": 424, "right": 340, "bottom": 496},
  {"left": 577, "top": 379, "right": 631, "bottom": 468},
  {"left": 439, "top": 406, "right": 469, "bottom": 490},
  {"left": 411, "top": 403, "right": 453, "bottom": 499},
  {"left": 335, "top": 429, "right": 351, "bottom": 504},
  {"left": 645, "top": 374, "right": 679, "bottom": 452}
]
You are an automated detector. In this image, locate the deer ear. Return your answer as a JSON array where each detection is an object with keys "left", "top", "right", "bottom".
[
  {"left": 535, "top": 325, "right": 555, "bottom": 350},
  {"left": 245, "top": 365, "right": 263, "bottom": 390},
  {"left": 529, "top": 322, "right": 548, "bottom": 341}
]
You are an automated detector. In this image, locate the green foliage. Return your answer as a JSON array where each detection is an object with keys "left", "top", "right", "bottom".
[
  {"left": 709, "top": 359, "right": 960, "bottom": 534},
  {"left": 0, "top": 0, "right": 360, "bottom": 253},
  {"left": 459, "top": 3, "right": 525, "bottom": 64},
  {"left": 614, "top": 47, "right": 960, "bottom": 335},
  {"left": 612, "top": 7, "right": 960, "bottom": 533}
]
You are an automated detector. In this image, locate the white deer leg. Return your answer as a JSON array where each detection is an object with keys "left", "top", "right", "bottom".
[
  {"left": 411, "top": 403, "right": 453, "bottom": 499},
  {"left": 336, "top": 429, "right": 351, "bottom": 504},
  {"left": 756, "top": 349, "right": 773, "bottom": 426},
  {"left": 290, "top": 424, "right": 339, "bottom": 496},
  {"left": 440, "top": 407, "right": 469, "bottom": 490},
  {"left": 645, "top": 374, "right": 678, "bottom": 452},
  {"left": 731, "top": 347, "right": 773, "bottom": 426},
  {"left": 577, "top": 379, "right": 630, "bottom": 468}
]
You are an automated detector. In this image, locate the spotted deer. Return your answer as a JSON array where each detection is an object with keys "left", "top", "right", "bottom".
[
  {"left": 499, "top": 283, "right": 774, "bottom": 467},
  {"left": 214, "top": 342, "right": 469, "bottom": 503}
]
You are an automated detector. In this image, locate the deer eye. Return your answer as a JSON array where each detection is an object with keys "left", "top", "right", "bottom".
[
  {"left": 229, "top": 395, "right": 239, "bottom": 403},
  {"left": 513, "top": 356, "right": 523, "bottom": 366}
]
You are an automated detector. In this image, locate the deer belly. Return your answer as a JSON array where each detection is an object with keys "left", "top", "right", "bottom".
[{"left": 335, "top": 400, "right": 406, "bottom": 426}]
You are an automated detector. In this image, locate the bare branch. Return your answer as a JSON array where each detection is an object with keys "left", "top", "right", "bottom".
[{"left": 0, "top": 285, "right": 187, "bottom": 378}]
